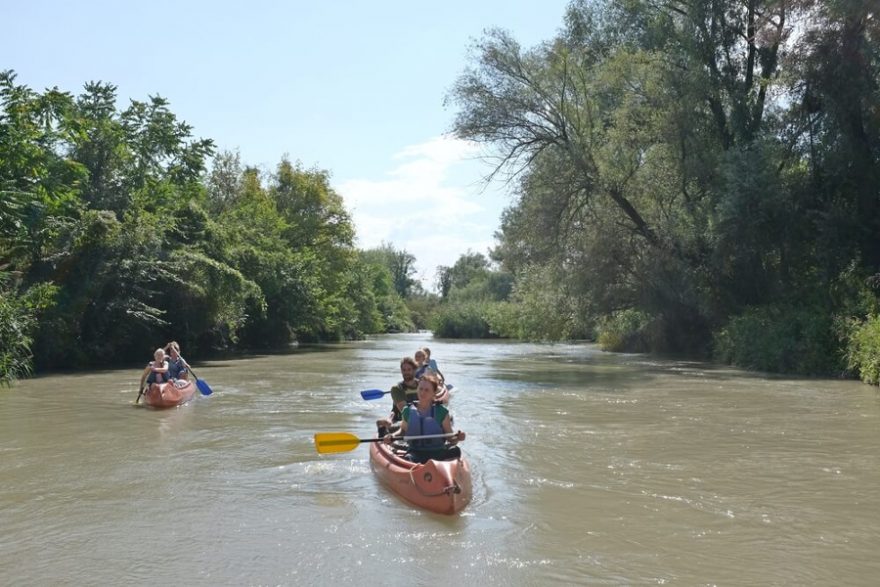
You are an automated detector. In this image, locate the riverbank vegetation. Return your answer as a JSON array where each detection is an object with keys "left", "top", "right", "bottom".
[
  {"left": 0, "top": 71, "right": 428, "bottom": 384},
  {"left": 2, "top": 0, "right": 878, "bottom": 386},
  {"left": 432, "top": 0, "right": 880, "bottom": 383}
]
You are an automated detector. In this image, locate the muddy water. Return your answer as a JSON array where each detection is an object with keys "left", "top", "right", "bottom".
[{"left": 2, "top": 333, "right": 879, "bottom": 585}]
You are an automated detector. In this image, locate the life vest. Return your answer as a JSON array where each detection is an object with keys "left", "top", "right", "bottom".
[
  {"left": 146, "top": 361, "right": 169, "bottom": 384},
  {"left": 406, "top": 404, "right": 445, "bottom": 450},
  {"left": 168, "top": 356, "right": 187, "bottom": 379},
  {"left": 390, "top": 380, "right": 419, "bottom": 422},
  {"left": 400, "top": 380, "right": 418, "bottom": 404}
]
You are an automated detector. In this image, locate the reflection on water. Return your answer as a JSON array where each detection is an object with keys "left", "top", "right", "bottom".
[{"left": 2, "top": 333, "right": 880, "bottom": 584}]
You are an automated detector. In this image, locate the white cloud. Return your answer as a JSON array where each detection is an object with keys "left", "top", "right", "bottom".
[{"left": 337, "top": 135, "right": 507, "bottom": 290}]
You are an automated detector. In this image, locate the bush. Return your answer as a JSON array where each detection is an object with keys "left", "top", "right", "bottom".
[
  {"left": 431, "top": 301, "right": 496, "bottom": 338},
  {"left": 0, "top": 297, "right": 34, "bottom": 387},
  {"left": 482, "top": 264, "right": 592, "bottom": 340},
  {"left": 713, "top": 303, "right": 842, "bottom": 375},
  {"left": 378, "top": 294, "right": 415, "bottom": 333},
  {"left": 483, "top": 301, "right": 520, "bottom": 338},
  {"left": 596, "top": 309, "right": 652, "bottom": 352},
  {"left": 0, "top": 276, "right": 57, "bottom": 386},
  {"left": 405, "top": 294, "right": 439, "bottom": 331},
  {"left": 844, "top": 314, "right": 880, "bottom": 385}
]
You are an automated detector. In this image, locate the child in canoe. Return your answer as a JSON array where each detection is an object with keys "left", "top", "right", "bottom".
[
  {"left": 138, "top": 348, "right": 170, "bottom": 401},
  {"left": 414, "top": 346, "right": 444, "bottom": 382},
  {"left": 140, "top": 348, "right": 170, "bottom": 387}
]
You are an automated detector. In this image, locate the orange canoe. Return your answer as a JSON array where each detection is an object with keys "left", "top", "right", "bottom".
[
  {"left": 142, "top": 380, "right": 197, "bottom": 409},
  {"left": 369, "top": 440, "right": 472, "bottom": 515}
]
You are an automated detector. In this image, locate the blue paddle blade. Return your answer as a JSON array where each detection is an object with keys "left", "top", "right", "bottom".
[
  {"left": 360, "top": 388, "right": 387, "bottom": 400},
  {"left": 196, "top": 378, "right": 213, "bottom": 396},
  {"left": 446, "top": 383, "right": 454, "bottom": 390}
]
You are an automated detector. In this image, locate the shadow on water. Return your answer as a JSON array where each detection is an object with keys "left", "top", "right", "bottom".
[
  {"left": 206, "top": 342, "right": 357, "bottom": 361},
  {"left": 491, "top": 365, "right": 653, "bottom": 389},
  {"left": 487, "top": 344, "right": 805, "bottom": 390},
  {"left": 20, "top": 341, "right": 360, "bottom": 381}
]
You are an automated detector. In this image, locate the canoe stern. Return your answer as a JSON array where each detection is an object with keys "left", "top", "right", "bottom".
[{"left": 369, "top": 441, "right": 472, "bottom": 515}]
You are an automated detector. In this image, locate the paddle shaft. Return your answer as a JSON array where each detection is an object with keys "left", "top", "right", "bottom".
[
  {"left": 314, "top": 431, "right": 456, "bottom": 453},
  {"left": 347, "top": 433, "right": 456, "bottom": 446},
  {"left": 135, "top": 366, "right": 153, "bottom": 404},
  {"left": 361, "top": 384, "right": 452, "bottom": 400},
  {"left": 381, "top": 433, "right": 454, "bottom": 443}
]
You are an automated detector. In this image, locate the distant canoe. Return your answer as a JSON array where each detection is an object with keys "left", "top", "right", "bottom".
[
  {"left": 369, "top": 440, "right": 472, "bottom": 515},
  {"left": 142, "top": 380, "right": 198, "bottom": 409}
]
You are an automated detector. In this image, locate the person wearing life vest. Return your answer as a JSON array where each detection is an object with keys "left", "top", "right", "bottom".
[
  {"left": 383, "top": 374, "right": 465, "bottom": 463},
  {"left": 139, "top": 348, "right": 170, "bottom": 396},
  {"left": 415, "top": 346, "right": 444, "bottom": 382},
  {"left": 376, "top": 356, "right": 420, "bottom": 437},
  {"left": 164, "top": 341, "right": 190, "bottom": 381}
]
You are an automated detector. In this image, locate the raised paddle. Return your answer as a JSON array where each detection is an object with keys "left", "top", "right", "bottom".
[
  {"left": 360, "top": 388, "right": 388, "bottom": 400},
  {"left": 360, "top": 383, "right": 454, "bottom": 400},
  {"left": 190, "top": 370, "right": 213, "bottom": 396},
  {"left": 314, "top": 432, "right": 456, "bottom": 454}
]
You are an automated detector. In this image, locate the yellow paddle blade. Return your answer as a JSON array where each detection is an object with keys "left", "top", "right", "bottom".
[{"left": 314, "top": 432, "right": 363, "bottom": 454}]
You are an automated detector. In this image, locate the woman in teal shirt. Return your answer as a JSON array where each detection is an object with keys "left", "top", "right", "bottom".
[{"left": 384, "top": 374, "right": 465, "bottom": 463}]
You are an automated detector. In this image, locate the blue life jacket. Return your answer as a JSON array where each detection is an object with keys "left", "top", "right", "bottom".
[
  {"left": 168, "top": 356, "right": 188, "bottom": 379},
  {"left": 406, "top": 404, "right": 445, "bottom": 450}
]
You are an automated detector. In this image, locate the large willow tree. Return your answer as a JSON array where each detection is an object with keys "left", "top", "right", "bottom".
[{"left": 449, "top": 0, "right": 879, "bottom": 369}]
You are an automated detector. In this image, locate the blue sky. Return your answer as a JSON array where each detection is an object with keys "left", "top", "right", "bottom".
[{"left": 3, "top": 0, "right": 570, "bottom": 289}]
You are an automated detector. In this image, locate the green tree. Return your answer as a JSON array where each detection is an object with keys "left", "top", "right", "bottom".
[
  {"left": 270, "top": 159, "right": 358, "bottom": 340},
  {"left": 0, "top": 70, "right": 409, "bottom": 379},
  {"left": 206, "top": 149, "right": 243, "bottom": 213},
  {"left": 448, "top": 0, "right": 880, "bottom": 369},
  {"left": 359, "top": 245, "right": 417, "bottom": 332},
  {"left": 362, "top": 243, "right": 419, "bottom": 299},
  {"left": 0, "top": 272, "right": 56, "bottom": 386}
]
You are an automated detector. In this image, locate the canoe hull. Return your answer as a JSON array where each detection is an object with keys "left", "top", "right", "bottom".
[
  {"left": 369, "top": 440, "right": 472, "bottom": 515},
  {"left": 143, "top": 380, "right": 197, "bottom": 409}
]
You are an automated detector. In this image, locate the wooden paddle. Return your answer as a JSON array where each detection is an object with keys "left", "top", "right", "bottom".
[{"left": 314, "top": 432, "right": 456, "bottom": 454}]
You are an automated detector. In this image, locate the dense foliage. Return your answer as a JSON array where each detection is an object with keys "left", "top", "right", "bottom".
[
  {"left": 432, "top": 252, "right": 508, "bottom": 338},
  {"left": 0, "top": 72, "right": 421, "bottom": 384},
  {"left": 4, "top": 0, "right": 879, "bottom": 384},
  {"left": 440, "top": 0, "right": 880, "bottom": 381}
]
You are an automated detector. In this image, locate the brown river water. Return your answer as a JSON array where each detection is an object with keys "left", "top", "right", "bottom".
[{"left": 2, "top": 333, "right": 879, "bottom": 585}]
